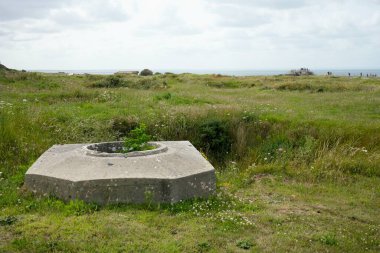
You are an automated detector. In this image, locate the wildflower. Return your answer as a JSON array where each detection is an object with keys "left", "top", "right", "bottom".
[
  {"left": 264, "top": 157, "right": 268, "bottom": 161},
  {"left": 23, "top": 99, "right": 27, "bottom": 102}
]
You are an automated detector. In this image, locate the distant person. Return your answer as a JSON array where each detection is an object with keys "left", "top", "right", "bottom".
[
  {"left": 360, "top": 72, "right": 362, "bottom": 77},
  {"left": 348, "top": 72, "right": 351, "bottom": 77}
]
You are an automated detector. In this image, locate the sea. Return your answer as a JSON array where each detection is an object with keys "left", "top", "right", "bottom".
[{"left": 31, "top": 69, "right": 380, "bottom": 77}]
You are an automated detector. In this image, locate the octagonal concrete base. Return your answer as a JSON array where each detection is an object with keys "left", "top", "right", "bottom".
[{"left": 25, "top": 141, "right": 216, "bottom": 205}]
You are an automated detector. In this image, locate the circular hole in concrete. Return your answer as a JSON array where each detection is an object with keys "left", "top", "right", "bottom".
[{"left": 84, "top": 141, "right": 168, "bottom": 157}]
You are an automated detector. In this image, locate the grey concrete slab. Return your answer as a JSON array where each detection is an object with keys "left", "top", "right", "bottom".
[{"left": 25, "top": 141, "right": 216, "bottom": 205}]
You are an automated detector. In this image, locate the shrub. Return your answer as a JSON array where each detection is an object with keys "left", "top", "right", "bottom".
[
  {"left": 134, "top": 78, "right": 158, "bottom": 89},
  {"left": 154, "top": 92, "right": 172, "bottom": 101},
  {"left": 199, "top": 119, "right": 231, "bottom": 161},
  {"left": 124, "top": 123, "right": 153, "bottom": 152},
  {"left": 93, "top": 76, "right": 124, "bottom": 88},
  {"left": 64, "top": 200, "right": 99, "bottom": 216},
  {"left": 139, "top": 69, "right": 153, "bottom": 76}
]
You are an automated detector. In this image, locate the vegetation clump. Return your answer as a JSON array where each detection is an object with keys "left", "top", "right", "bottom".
[
  {"left": 199, "top": 119, "right": 231, "bottom": 161},
  {"left": 0, "top": 216, "right": 17, "bottom": 226},
  {"left": 236, "top": 240, "right": 254, "bottom": 250},
  {"left": 123, "top": 123, "right": 154, "bottom": 152},
  {"left": 139, "top": 69, "right": 153, "bottom": 76},
  {"left": 92, "top": 75, "right": 167, "bottom": 89},
  {"left": 93, "top": 76, "right": 124, "bottom": 88}
]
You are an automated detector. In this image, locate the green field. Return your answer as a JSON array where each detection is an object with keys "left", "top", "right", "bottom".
[{"left": 0, "top": 68, "right": 379, "bottom": 252}]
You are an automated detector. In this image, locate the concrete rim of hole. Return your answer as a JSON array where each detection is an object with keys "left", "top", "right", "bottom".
[{"left": 83, "top": 141, "right": 168, "bottom": 158}]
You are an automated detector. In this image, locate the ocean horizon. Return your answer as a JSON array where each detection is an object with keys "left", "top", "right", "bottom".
[{"left": 31, "top": 69, "right": 380, "bottom": 77}]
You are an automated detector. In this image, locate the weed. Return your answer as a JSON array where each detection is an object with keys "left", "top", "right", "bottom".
[
  {"left": 0, "top": 216, "right": 17, "bottom": 226},
  {"left": 319, "top": 234, "right": 338, "bottom": 246},
  {"left": 154, "top": 92, "right": 172, "bottom": 101},
  {"left": 123, "top": 123, "right": 153, "bottom": 152},
  {"left": 144, "top": 189, "right": 154, "bottom": 209},
  {"left": 64, "top": 200, "right": 99, "bottom": 216},
  {"left": 236, "top": 240, "right": 254, "bottom": 250},
  {"left": 197, "top": 242, "right": 211, "bottom": 252}
]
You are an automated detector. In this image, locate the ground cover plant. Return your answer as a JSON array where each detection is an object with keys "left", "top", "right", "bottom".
[{"left": 0, "top": 69, "right": 379, "bottom": 252}]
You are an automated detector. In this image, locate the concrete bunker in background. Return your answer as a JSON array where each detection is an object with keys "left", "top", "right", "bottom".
[{"left": 25, "top": 141, "right": 216, "bottom": 205}]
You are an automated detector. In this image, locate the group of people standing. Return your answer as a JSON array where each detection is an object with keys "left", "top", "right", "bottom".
[{"left": 327, "top": 71, "right": 378, "bottom": 78}]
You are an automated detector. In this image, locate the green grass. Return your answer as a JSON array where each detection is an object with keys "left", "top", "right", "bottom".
[{"left": 0, "top": 70, "right": 379, "bottom": 252}]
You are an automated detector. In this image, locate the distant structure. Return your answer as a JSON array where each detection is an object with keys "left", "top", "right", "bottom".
[
  {"left": 290, "top": 68, "right": 314, "bottom": 76},
  {"left": 115, "top": 71, "right": 139, "bottom": 75}
]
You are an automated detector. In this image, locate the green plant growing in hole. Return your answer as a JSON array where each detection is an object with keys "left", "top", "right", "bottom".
[{"left": 123, "top": 123, "right": 154, "bottom": 152}]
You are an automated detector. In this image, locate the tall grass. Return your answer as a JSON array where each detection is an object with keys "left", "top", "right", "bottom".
[{"left": 0, "top": 71, "right": 379, "bottom": 182}]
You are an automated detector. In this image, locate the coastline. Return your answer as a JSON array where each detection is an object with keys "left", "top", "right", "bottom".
[{"left": 29, "top": 69, "right": 380, "bottom": 77}]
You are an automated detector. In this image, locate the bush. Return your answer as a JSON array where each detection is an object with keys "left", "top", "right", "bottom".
[
  {"left": 93, "top": 76, "right": 125, "bottom": 88},
  {"left": 139, "top": 69, "right": 153, "bottom": 76},
  {"left": 199, "top": 119, "right": 231, "bottom": 161},
  {"left": 154, "top": 92, "right": 172, "bottom": 101}
]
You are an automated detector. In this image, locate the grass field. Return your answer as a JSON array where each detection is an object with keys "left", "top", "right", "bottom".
[{"left": 0, "top": 68, "right": 379, "bottom": 252}]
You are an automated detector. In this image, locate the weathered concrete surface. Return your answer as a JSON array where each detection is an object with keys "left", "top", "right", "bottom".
[{"left": 25, "top": 141, "right": 216, "bottom": 205}]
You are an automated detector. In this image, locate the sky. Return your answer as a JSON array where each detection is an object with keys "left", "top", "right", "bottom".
[{"left": 0, "top": 0, "right": 379, "bottom": 70}]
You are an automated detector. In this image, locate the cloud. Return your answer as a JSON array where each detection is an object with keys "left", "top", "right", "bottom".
[
  {"left": 205, "top": 0, "right": 309, "bottom": 10},
  {"left": 0, "top": 0, "right": 64, "bottom": 21},
  {"left": 0, "top": 0, "right": 129, "bottom": 32},
  {"left": 0, "top": 0, "right": 130, "bottom": 45},
  {"left": 0, "top": 0, "right": 379, "bottom": 69}
]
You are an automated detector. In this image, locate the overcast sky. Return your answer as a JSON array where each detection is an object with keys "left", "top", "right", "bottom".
[{"left": 0, "top": 0, "right": 379, "bottom": 70}]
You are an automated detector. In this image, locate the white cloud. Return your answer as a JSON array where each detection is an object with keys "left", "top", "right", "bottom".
[{"left": 0, "top": 0, "right": 379, "bottom": 70}]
